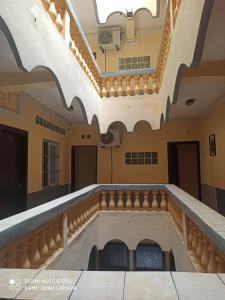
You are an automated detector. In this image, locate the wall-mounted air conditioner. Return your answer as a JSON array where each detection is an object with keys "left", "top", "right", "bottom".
[
  {"left": 100, "top": 129, "right": 120, "bottom": 147},
  {"left": 98, "top": 27, "right": 121, "bottom": 51}
]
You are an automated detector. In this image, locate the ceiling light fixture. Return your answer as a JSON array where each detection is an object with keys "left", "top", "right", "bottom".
[{"left": 185, "top": 99, "right": 195, "bottom": 106}]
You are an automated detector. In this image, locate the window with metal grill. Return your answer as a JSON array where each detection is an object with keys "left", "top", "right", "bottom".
[
  {"left": 119, "top": 56, "right": 150, "bottom": 70},
  {"left": 125, "top": 152, "right": 158, "bottom": 165},
  {"left": 42, "top": 140, "right": 59, "bottom": 187}
]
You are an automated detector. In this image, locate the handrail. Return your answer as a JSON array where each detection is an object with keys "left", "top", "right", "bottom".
[
  {"left": 40, "top": 0, "right": 181, "bottom": 98},
  {"left": 0, "top": 184, "right": 224, "bottom": 273}
]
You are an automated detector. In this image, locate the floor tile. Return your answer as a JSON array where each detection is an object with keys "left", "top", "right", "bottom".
[
  {"left": 17, "top": 269, "right": 81, "bottom": 300},
  {"left": 123, "top": 272, "right": 178, "bottom": 300},
  {"left": 0, "top": 268, "right": 40, "bottom": 299},
  {"left": 70, "top": 271, "right": 125, "bottom": 300},
  {"left": 172, "top": 272, "right": 225, "bottom": 300}
]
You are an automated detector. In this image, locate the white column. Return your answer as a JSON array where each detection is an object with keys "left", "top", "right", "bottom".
[
  {"left": 165, "top": 251, "right": 171, "bottom": 271},
  {"left": 129, "top": 250, "right": 134, "bottom": 271},
  {"left": 62, "top": 212, "right": 68, "bottom": 249}
]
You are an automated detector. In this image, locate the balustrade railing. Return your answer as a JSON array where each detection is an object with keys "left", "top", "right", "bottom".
[
  {"left": 39, "top": 0, "right": 181, "bottom": 98},
  {"left": 41, "top": 0, "right": 101, "bottom": 94},
  {"left": 0, "top": 184, "right": 224, "bottom": 273},
  {"left": 0, "top": 192, "right": 99, "bottom": 269},
  {"left": 100, "top": 72, "right": 158, "bottom": 97}
]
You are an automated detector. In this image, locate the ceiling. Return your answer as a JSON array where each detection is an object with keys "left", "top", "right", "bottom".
[
  {"left": 70, "top": 0, "right": 166, "bottom": 34},
  {"left": 169, "top": 0, "right": 225, "bottom": 121},
  {"left": 169, "top": 76, "right": 225, "bottom": 120},
  {"left": 0, "top": 0, "right": 225, "bottom": 129},
  {"left": 0, "top": 28, "right": 85, "bottom": 124}
]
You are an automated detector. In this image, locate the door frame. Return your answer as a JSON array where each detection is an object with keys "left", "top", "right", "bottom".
[
  {"left": 167, "top": 141, "right": 201, "bottom": 200},
  {"left": 71, "top": 145, "right": 98, "bottom": 192},
  {"left": 0, "top": 123, "right": 28, "bottom": 211}
]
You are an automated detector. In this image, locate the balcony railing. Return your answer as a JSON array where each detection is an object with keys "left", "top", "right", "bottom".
[
  {"left": 0, "top": 184, "right": 225, "bottom": 274},
  {"left": 40, "top": 0, "right": 181, "bottom": 97}
]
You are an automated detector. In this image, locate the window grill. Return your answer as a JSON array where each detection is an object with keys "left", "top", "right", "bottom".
[{"left": 42, "top": 140, "right": 59, "bottom": 187}]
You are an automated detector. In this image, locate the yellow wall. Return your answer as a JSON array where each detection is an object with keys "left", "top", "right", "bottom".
[
  {"left": 1, "top": 92, "right": 225, "bottom": 198},
  {"left": 70, "top": 120, "right": 199, "bottom": 184},
  {"left": 0, "top": 93, "right": 70, "bottom": 193},
  {"left": 199, "top": 101, "right": 225, "bottom": 191},
  {"left": 87, "top": 29, "right": 161, "bottom": 72}
]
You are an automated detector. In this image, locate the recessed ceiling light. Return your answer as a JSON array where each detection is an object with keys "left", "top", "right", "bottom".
[{"left": 185, "top": 99, "right": 195, "bottom": 106}]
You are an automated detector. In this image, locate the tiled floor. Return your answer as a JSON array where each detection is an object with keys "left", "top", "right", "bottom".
[{"left": 0, "top": 269, "right": 225, "bottom": 300}]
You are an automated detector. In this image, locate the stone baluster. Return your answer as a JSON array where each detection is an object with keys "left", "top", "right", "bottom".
[
  {"left": 16, "top": 241, "right": 31, "bottom": 269},
  {"left": 134, "top": 76, "right": 140, "bottom": 95},
  {"left": 207, "top": 243, "right": 218, "bottom": 273},
  {"left": 201, "top": 238, "right": 210, "bottom": 269},
  {"left": 216, "top": 251, "right": 225, "bottom": 273},
  {"left": 87, "top": 200, "right": 92, "bottom": 218},
  {"left": 152, "top": 191, "right": 158, "bottom": 210},
  {"left": 49, "top": 2, "right": 57, "bottom": 21},
  {"left": 68, "top": 212, "right": 74, "bottom": 237},
  {"left": 134, "top": 191, "right": 140, "bottom": 209},
  {"left": 53, "top": 220, "right": 62, "bottom": 248},
  {"left": 37, "top": 229, "right": 49, "bottom": 263},
  {"left": 101, "top": 191, "right": 107, "bottom": 209},
  {"left": 46, "top": 224, "right": 55, "bottom": 255},
  {"left": 173, "top": 0, "right": 181, "bottom": 23},
  {"left": 95, "top": 194, "right": 100, "bottom": 212},
  {"left": 196, "top": 232, "right": 204, "bottom": 258},
  {"left": 188, "top": 221, "right": 194, "bottom": 248},
  {"left": 143, "top": 191, "right": 149, "bottom": 210},
  {"left": 92, "top": 195, "right": 98, "bottom": 214},
  {"left": 117, "top": 78, "right": 123, "bottom": 96},
  {"left": 109, "top": 191, "right": 115, "bottom": 209},
  {"left": 2, "top": 246, "right": 17, "bottom": 268},
  {"left": 55, "top": 13, "right": 64, "bottom": 32},
  {"left": 160, "top": 190, "right": 167, "bottom": 211},
  {"left": 117, "top": 191, "right": 124, "bottom": 209},
  {"left": 83, "top": 203, "right": 87, "bottom": 223},
  {"left": 79, "top": 204, "right": 84, "bottom": 225},
  {"left": 85, "top": 200, "right": 91, "bottom": 220},
  {"left": 101, "top": 80, "right": 107, "bottom": 97},
  {"left": 143, "top": 76, "right": 149, "bottom": 95},
  {"left": 126, "top": 191, "right": 132, "bottom": 209},
  {"left": 191, "top": 226, "right": 198, "bottom": 252},
  {"left": 126, "top": 77, "right": 131, "bottom": 96},
  {"left": 152, "top": 76, "right": 158, "bottom": 93},
  {"left": 109, "top": 79, "right": 115, "bottom": 97},
  {"left": 72, "top": 212, "right": 78, "bottom": 231},
  {"left": 42, "top": 0, "right": 51, "bottom": 9},
  {"left": 76, "top": 212, "right": 81, "bottom": 230},
  {"left": 28, "top": 236, "right": 41, "bottom": 268}
]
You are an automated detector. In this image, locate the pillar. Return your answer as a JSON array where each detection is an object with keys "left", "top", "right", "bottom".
[
  {"left": 129, "top": 250, "right": 134, "bottom": 271},
  {"left": 165, "top": 251, "right": 171, "bottom": 271},
  {"left": 95, "top": 249, "right": 99, "bottom": 271}
]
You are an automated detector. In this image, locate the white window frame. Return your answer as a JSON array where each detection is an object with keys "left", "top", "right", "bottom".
[{"left": 42, "top": 140, "right": 60, "bottom": 188}]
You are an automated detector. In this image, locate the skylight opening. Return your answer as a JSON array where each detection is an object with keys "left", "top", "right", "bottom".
[{"left": 94, "top": 0, "right": 158, "bottom": 24}]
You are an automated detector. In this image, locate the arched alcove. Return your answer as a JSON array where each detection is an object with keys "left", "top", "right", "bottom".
[
  {"left": 99, "top": 239, "right": 129, "bottom": 271},
  {"left": 135, "top": 239, "right": 164, "bottom": 271},
  {"left": 133, "top": 120, "right": 152, "bottom": 132}
]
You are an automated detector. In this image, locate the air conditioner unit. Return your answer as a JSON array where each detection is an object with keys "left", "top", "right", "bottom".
[
  {"left": 100, "top": 129, "right": 120, "bottom": 147},
  {"left": 98, "top": 27, "right": 121, "bottom": 50}
]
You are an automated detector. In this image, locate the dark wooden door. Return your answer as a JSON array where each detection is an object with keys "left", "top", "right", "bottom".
[
  {"left": 168, "top": 141, "right": 201, "bottom": 199},
  {"left": 71, "top": 146, "right": 97, "bottom": 192},
  {"left": 0, "top": 124, "right": 28, "bottom": 219}
]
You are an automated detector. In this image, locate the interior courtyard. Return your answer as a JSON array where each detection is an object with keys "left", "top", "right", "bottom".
[{"left": 0, "top": 0, "right": 225, "bottom": 299}]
